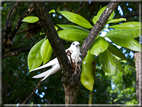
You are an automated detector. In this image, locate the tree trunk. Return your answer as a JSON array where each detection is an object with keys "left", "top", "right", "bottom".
[
  {"left": 63, "top": 84, "right": 79, "bottom": 104},
  {"left": 134, "top": 52, "right": 142, "bottom": 104}
]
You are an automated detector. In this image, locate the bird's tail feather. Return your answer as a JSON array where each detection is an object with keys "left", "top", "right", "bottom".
[
  {"left": 33, "top": 64, "right": 61, "bottom": 81},
  {"left": 41, "top": 64, "right": 61, "bottom": 81},
  {"left": 32, "top": 69, "right": 51, "bottom": 78},
  {"left": 30, "top": 58, "right": 58, "bottom": 72}
]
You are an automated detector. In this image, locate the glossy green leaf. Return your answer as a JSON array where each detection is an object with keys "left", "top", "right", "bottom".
[
  {"left": 54, "top": 26, "right": 58, "bottom": 31},
  {"left": 58, "top": 29, "right": 89, "bottom": 42},
  {"left": 113, "top": 56, "right": 126, "bottom": 75},
  {"left": 92, "top": 6, "right": 115, "bottom": 25},
  {"left": 60, "top": 11, "right": 93, "bottom": 29},
  {"left": 81, "top": 63, "right": 94, "bottom": 91},
  {"left": 83, "top": 50, "right": 95, "bottom": 64},
  {"left": 40, "top": 39, "right": 53, "bottom": 65},
  {"left": 108, "top": 43, "right": 128, "bottom": 61},
  {"left": 22, "top": 16, "right": 39, "bottom": 23},
  {"left": 99, "top": 50, "right": 116, "bottom": 73},
  {"left": 57, "top": 24, "right": 90, "bottom": 33},
  {"left": 28, "top": 39, "right": 44, "bottom": 72},
  {"left": 105, "top": 29, "right": 140, "bottom": 38},
  {"left": 92, "top": 16, "right": 99, "bottom": 25},
  {"left": 90, "top": 37, "right": 109, "bottom": 56},
  {"left": 49, "top": 9, "right": 55, "bottom": 14},
  {"left": 107, "top": 18, "right": 126, "bottom": 24},
  {"left": 107, "top": 36, "right": 140, "bottom": 51},
  {"left": 109, "top": 22, "right": 141, "bottom": 29}
]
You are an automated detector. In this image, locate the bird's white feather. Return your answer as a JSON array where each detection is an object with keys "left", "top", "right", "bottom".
[
  {"left": 32, "top": 41, "right": 81, "bottom": 81},
  {"left": 31, "top": 58, "right": 58, "bottom": 72}
]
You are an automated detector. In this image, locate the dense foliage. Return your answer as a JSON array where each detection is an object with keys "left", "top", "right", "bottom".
[{"left": 2, "top": 2, "right": 140, "bottom": 105}]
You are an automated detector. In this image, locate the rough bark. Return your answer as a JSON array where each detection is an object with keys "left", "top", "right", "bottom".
[{"left": 134, "top": 52, "right": 142, "bottom": 104}]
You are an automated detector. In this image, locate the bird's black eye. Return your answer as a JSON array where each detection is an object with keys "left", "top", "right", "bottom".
[{"left": 73, "top": 43, "right": 75, "bottom": 45}]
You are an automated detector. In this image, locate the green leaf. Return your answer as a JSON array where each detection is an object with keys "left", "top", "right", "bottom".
[
  {"left": 113, "top": 56, "right": 125, "bottom": 75},
  {"left": 108, "top": 22, "right": 141, "bottom": 29},
  {"left": 92, "top": 6, "right": 115, "bottom": 25},
  {"left": 39, "top": 32, "right": 45, "bottom": 36},
  {"left": 49, "top": 9, "right": 55, "bottom": 14},
  {"left": 57, "top": 24, "right": 90, "bottom": 33},
  {"left": 108, "top": 43, "right": 128, "bottom": 61},
  {"left": 107, "top": 18, "right": 126, "bottom": 24},
  {"left": 60, "top": 11, "right": 93, "bottom": 29},
  {"left": 81, "top": 63, "right": 94, "bottom": 91},
  {"left": 90, "top": 37, "right": 109, "bottom": 56},
  {"left": 58, "top": 29, "right": 89, "bottom": 42},
  {"left": 99, "top": 50, "right": 116, "bottom": 73},
  {"left": 28, "top": 39, "right": 45, "bottom": 72},
  {"left": 83, "top": 50, "right": 95, "bottom": 64},
  {"left": 105, "top": 29, "right": 140, "bottom": 38},
  {"left": 92, "top": 16, "right": 99, "bottom": 25},
  {"left": 22, "top": 16, "right": 39, "bottom": 23},
  {"left": 54, "top": 26, "right": 58, "bottom": 31},
  {"left": 40, "top": 39, "right": 53, "bottom": 65},
  {"left": 107, "top": 36, "right": 140, "bottom": 51}
]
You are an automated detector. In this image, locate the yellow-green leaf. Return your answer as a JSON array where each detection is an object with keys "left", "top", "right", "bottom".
[
  {"left": 22, "top": 16, "right": 39, "bottom": 23},
  {"left": 60, "top": 11, "right": 93, "bottom": 29},
  {"left": 40, "top": 39, "right": 53, "bottom": 65},
  {"left": 90, "top": 37, "right": 109, "bottom": 56},
  {"left": 81, "top": 63, "right": 94, "bottom": 91},
  {"left": 28, "top": 39, "right": 44, "bottom": 72},
  {"left": 58, "top": 29, "right": 89, "bottom": 42}
]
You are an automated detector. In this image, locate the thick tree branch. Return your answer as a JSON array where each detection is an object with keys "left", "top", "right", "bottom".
[
  {"left": 2, "top": 47, "right": 31, "bottom": 59},
  {"left": 134, "top": 52, "right": 142, "bottom": 104},
  {"left": 33, "top": 3, "right": 73, "bottom": 84},
  {"left": 80, "top": 1, "right": 119, "bottom": 60}
]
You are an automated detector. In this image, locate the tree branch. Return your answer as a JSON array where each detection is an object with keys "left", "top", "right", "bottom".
[
  {"left": 2, "top": 3, "right": 34, "bottom": 53},
  {"left": 22, "top": 79, "right": 42, "bottom": 104},
  {"left": 80, "top": 0, "right": 119, "bottom": 60},
  {"left": 33, "top": 3, "right": 73, "bottom": 84},
  {"left": 4, "top": 3, "right": 19, "bottom": 31},
  {"left": 116, "top": 12, "right": 139, "bottom": 19},
  {"left": 2, "top": 47, "right": 31, "bottom": 59}
]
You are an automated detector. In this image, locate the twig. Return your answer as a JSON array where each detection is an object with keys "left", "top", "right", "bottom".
[
  {"left": 2, "top": 47, "right": 31, "bottom": 59},
  {"left": 2, "top": 3, "right": 34, "bottom": 53},
  {"left": 116, "top": 12, "right": 139, "bottom": 18},
  {"left": 22, "top": 79, "right": 42, "bottom": 104},
  {"left": 4, "top": 3, "right": 19, "bottom": 31},
  {"left": 76, "top": 2, "right": 87, "bottom": 14},
  {"left": 16, "top": 24, "right": 40, "bottom": 35},
  {"left": 62, "top": 3, "right": 70, "bottom": 11}
]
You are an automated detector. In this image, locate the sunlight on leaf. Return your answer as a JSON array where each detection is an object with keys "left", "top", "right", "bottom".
[
  {"left": 60, "top": 11, "right": 93, "bottom": 29},
  {"left": 40, "top": 39, "right": 53, "bottom": 65},
  {"left": 81, "top": 63, "right": 94, "bottom": 91},
  {"left": 28, "top": 39, "right": 44, "bottom": 72},
  {"left": 58, "top": 29, "right": 89, "bottom": 42},
  {"left": 90, "top": 37, "right": 109, "bottom": 56},
  {"left": 22, "top": 16, "right": 39, "bottom": 23}
]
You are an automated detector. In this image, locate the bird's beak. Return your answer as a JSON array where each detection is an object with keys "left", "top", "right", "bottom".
[{"left": 76, "top": 44, "right": 80, "bottom": 47}]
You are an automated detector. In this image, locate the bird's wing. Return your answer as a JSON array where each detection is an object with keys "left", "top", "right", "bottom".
[
  {"left": 33, "top": 63, "right": 61, "bottom": 81},
  {"left": 30, "top": 58, "right": 58, "bottom": 72}
]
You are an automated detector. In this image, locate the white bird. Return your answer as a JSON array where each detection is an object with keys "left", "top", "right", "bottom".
[{"left": 31, "top": 41, "right": 82, "bottom": 81}]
